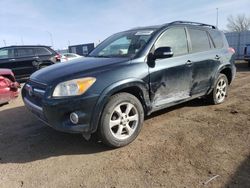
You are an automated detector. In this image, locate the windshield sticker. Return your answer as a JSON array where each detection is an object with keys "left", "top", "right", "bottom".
[{"left": 135, "top": 30, "right": 154, "bottom": 35}]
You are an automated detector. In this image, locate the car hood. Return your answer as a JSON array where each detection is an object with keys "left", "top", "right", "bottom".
[{"left": 31, "top": 57, "right": 130, "bottom": 85}]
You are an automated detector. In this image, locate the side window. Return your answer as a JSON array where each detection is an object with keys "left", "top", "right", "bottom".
[
  {"left": 35, "top": 47, "right": 51, "bottom": 56},
  {"left": 15, "top": 48, "right": 34, "bottom": 57},
  {"left": 155, "top": 27, "right": 188, "bottom": 56},
  {"left": 209, "top": 30, "right": 224, "bottom": 49},
  {"left": 0, "top": 49, "right": 14, "bottom": 59},
  {"left": 188, "top": 29, "right": 210, "bottom": 53}
]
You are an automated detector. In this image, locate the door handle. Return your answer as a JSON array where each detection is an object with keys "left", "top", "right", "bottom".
[
  {"left": 186, "top": 60, "right": 192, "bottom": 66},
  {"left": 9, "top": 58, "right": 16, "bottom": 61},
  {"left": 33, "top": 56, "right": 39, "bottom": 59},
  {"left": 215, "top": 55, "right": 220, "bottom": 60}
]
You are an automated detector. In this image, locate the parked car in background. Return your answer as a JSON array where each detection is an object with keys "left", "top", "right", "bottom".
[
  {"left": 0, "top": 45, "right": 61, "bottom": 82},
  {"left": 60, "top": 53, "right": 83, "bottom": 62},
  {"left": 22, "top": 21, "right": 236, "bottom": 148},
  {"left": 244, "top": 44, "right": 250, "bottom": 67},
  {"left": 0, "top": 69, "right": 19, "bottom": 105}
]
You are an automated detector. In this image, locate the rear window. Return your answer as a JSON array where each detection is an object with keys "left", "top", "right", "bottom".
[
  {"left": 15, "top": 48, "right": 34, "bottom": 57},
  {"left": 209, "top": 30, "right": 224, "bottom": 49},
  {"left": 188, "top": 29, "right": 210, "bottom": 53},
  {"left": 35, "top": 47, "right": 51, "bottom": 56}
]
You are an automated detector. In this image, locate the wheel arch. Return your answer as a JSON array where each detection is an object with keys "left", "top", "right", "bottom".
[
  {"left": 220, "top": 67, "right": 233, "bottom": 85},
  {"left": 90, "top": 78, "right": 151, "bottom": 133}
]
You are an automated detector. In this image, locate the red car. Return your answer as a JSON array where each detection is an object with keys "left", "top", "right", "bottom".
[{"left": 0, "top": 69, "right": 20, "bottom": 105}]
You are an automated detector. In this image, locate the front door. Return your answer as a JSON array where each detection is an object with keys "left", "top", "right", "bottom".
[{"left": 149, "top": 27, "right": 192, "bottom": 108}]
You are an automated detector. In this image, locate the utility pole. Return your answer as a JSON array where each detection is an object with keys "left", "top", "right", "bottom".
[
  {"left": 46, "top": 31, "right": 54, "bottom": 49},
  {"left": 216, "top": 8, "right": 219, "bottom": 28},
  {"left": 3, "top": 40, "right": 6, "bottom": 46},
  {"left": 21, "top": 36, "right": 24, "bottom": 45}
]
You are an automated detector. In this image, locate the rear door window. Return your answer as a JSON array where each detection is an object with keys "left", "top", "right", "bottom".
[
  {"left": 155, "top": 27, "right": 188, "bottom": 56},
  {"left": 15, "top": 48, "right": 35, "bottom": 57},
  {"left": 209, "top": 30, "right": 224, "bottom": 49},
  {"left": 35, "top": 47, "right": 51, "bottom": 56},
  {"left": 188, "top": 29, "right": 211, "bottom": 53}
]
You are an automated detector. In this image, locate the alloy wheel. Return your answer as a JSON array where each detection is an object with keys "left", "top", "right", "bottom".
[{"left": 109, "top": 102, "right": 139, "bottom": 140}]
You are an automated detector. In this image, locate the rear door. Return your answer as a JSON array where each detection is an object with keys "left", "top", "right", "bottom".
[
  {"left": 187, "top": 28, "right": 220, "bottom": 96},
  {"left": 13, "top": 47, "right": 37, "bottom": 79}
]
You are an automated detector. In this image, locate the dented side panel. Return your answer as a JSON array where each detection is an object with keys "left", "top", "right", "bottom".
[
  {"left": 189, "top": 50, "right": 221, "bottom": 95},
  {"left": 149, "top": 55, "right": 192, "bottom": 107}
]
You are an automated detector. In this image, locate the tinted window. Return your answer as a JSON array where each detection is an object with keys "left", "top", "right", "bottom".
[
  {"left": 35, "top": 47, "right": 51, "bottom": 55},
  {"left": 189, "top": 29, "right": 210, "bottom": 53},
  {"left": 155, "top": 27, "right": 188, "bottom": 56},
  {"left": 0, "top": 49, "right": 14, "bottom": 59},
  {"left": 209, "top": 30, "right": 224, "bottom": 49},
  {"left": 16, "top": 48, "right": 34, "bottom": 57}
]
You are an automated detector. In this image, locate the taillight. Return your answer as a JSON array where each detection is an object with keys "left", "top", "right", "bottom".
[
  {"left": 0, "top": 76, "right": 9, "bottom": 88},
  {"left": 55, "top": 54, "right": 61, "bottom": 62},
  {"left": 228, "top": 47, "right": 235, "bottom": 54}
]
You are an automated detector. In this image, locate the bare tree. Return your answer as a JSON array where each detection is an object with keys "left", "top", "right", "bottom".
[{"left": 227, "top": 14, "right": 250, "bottom": 32}]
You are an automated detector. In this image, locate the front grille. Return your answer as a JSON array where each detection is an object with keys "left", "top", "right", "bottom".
[{"left": 24, "top": 80, "right": 47, "bottom": 108}]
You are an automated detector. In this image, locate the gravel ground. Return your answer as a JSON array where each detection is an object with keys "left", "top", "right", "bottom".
[{"left": 0, "top": 61, "right": 249, "bottom": 188}]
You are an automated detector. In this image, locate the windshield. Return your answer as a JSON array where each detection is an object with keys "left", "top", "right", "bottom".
[{"left": 89, "top": 30, "right": 155, "bottom": 58}]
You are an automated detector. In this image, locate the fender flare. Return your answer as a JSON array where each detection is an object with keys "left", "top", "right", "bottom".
[{"left": 89, "top": 78, "right": 151, "bottom": 133}]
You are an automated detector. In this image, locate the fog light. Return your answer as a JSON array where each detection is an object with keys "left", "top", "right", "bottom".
[{"left": 70, "top": 112, "right": 79, "bottom": 124}]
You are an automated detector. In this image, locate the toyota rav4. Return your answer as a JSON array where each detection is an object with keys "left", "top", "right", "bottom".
[{"left": 22, "top": 21, "right": 236, "bottom": 148}]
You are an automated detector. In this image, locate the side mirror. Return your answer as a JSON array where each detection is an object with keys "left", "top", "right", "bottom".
[{"left": 154, "top": 47, "right": 173, "bottom": 59}]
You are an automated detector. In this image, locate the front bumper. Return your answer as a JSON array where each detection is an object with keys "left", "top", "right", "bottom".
[{"left": 22, "top": 84, "right": 99, "bottom": 134}]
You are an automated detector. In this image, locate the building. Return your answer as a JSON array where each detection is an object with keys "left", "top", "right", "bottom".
[
  {"left": 68, "top": 43, "right": 95, "bottom": 56},
  {"left": 225, "top": 31, "right": 250, "bottom": 60}
]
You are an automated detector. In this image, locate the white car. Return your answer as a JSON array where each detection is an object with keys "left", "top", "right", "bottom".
[{"left": 61, "top": 53, "right": 82, "bottom": 62}]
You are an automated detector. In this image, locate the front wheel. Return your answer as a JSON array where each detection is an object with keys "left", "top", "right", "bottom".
[
  {"left": 99, "top": 92, "right": 144, "bottom": 148},
  {"left": 208, "top": 74, "right": 228, "bottom": 105}
]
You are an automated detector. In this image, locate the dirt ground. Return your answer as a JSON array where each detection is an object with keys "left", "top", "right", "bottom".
[{"left": 0, "top": 62, "right": 249, "bottom": 188}]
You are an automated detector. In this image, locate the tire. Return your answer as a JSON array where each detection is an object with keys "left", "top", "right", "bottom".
[
  {"left": 99, "top": 92, "right": 144, "bottom": 148},
  {"left": 248, "top": 60, "right": 250, "bottom": 67},
  {"left": 208, "top": 74, "right": 228, "bottom": 105}
]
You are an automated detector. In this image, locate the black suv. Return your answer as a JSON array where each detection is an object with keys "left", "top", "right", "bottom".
[
  {"left": 22, "top": 21, "right": 236, "bottom": 148},
  {"left": 0, "top": 45, "right": 60, "bottom": 82}
]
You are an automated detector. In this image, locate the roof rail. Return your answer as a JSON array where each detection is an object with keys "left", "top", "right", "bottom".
[{"left": 167, "top": 21, "right": 217, "bottom": 29}]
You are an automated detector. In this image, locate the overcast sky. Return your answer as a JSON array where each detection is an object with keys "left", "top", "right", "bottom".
[{"left": 0, "top": 0, "right": 249, "bottom": 49}]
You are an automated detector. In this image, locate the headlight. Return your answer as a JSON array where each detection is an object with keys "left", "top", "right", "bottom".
[{"left": 53, "top": 77, "right": 96, "bottom": 97}]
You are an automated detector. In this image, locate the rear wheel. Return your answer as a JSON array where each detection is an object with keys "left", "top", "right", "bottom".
[
  {"left": 248, "top": 60, "right": 250, "bottom": 67},
  {"left": 99, "top": 92, "right": 144, "bottom": 148},
  {"left": 208, "top": 74, "right": 228, "bottom": 105}
]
